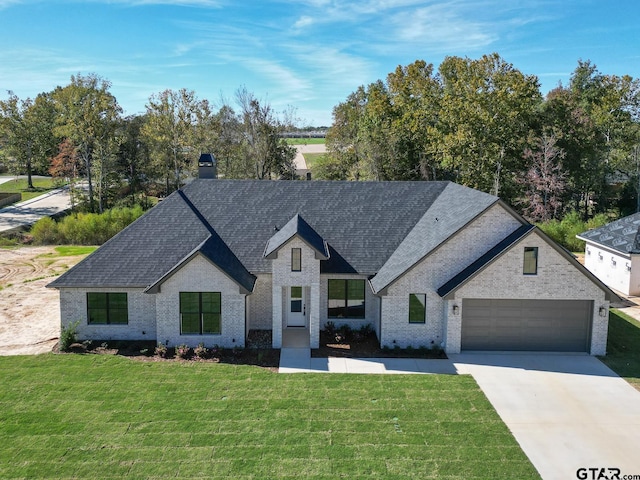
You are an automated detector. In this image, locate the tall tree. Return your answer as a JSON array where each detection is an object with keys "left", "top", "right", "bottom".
[
  {"left": 49, "top": 138, "right": 83, "bottom": 209},
  {"left": 142, "top": 88, "right": 213, "bottom": 194},
  {"left": 519, "top": 134, "right": 567, "bottom": 222},
  {"left": 0, "top": 91, "right": 57, "bottom": 188},
  {"left": 437, "top": 53, "right": 542, "bottom": 201},
  {"left": 235, "top": 88, "right": 296, "bottom": 179},
  {"left": 52, "top": 74, "right": 121, "bottom": 212}
]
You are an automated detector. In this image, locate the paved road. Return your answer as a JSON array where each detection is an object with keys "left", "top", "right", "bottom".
[{"left": 0, "top": 187, "right": 71, "bottom": 233}]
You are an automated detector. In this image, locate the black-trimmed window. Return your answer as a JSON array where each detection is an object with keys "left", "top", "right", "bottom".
[
  {"left": 409, "top": 294, "right": 426, "bottom": 323},
  {"left": 328, "top": 279, "right": 365, "bottom": 318},
  {"left": 523, "top": 247, "right": 538, "bottom": 275},
  {"left": 292, "top": 248, "right": 301, "bottom": 272},
  {"left": 87, "top": 293, "right": 128, "bottom": 325},
  {"left": 180, "top": 292, "right": 221, "bottom": 335}
]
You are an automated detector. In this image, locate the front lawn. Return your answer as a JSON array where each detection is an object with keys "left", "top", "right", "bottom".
[
  {"left": 601, "top": 309, "right": 640, "bottom": 390},
  {"left": 0, "top": 355, "right": 539, "bottom": 479}
]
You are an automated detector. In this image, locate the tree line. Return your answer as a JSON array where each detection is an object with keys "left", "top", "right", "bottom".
[
  {"left": 0, "top": 76, "right": 297, "bottom": 213},
  {"left": 320, "top": 53, "right": 640, "bottom": 222},
  {"left": 2, "top": 53, "right": 639, "bottom": 224}
]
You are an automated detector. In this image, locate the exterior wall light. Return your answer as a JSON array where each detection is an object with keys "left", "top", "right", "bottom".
[
  {"left": 452, "top": 305, "right": 459, "bottom": 314},
  {"left": 599, "top": 306, "right": 608, "bottom": 317}
]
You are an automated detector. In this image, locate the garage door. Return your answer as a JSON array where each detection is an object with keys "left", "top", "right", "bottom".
[{"left": 461, "top": 299, "right": 592, "bottom": 352}]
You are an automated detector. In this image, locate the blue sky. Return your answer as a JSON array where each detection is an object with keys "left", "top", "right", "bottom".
[{"left": 1, "top": 1, "right": 639, "bottom": 126}]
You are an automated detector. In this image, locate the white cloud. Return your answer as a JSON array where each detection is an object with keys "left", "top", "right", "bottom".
[{"left": 293, "top": 15, "right": 314, "bottom": 29}]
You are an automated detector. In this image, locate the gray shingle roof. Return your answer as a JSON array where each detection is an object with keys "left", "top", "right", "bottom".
[
  {"left": 48, "top": 180, "right": 499, "bottom": 290},
  {"left": 369, "top": 182, "right": 499, "bottom": 293},
  {"left": 264, "top": 214, "right": 329, "bottom": 259},
  {"left": 577, "top": 212, "right": 640, "bottom": 254}
]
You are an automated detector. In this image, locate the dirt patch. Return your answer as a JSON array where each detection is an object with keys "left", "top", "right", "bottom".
[
  {"left": 312, "top": 330, "right": 446, "bottom": 359},
  {"left": 0, "top": 246, "right": 90, "bottom": 356}
]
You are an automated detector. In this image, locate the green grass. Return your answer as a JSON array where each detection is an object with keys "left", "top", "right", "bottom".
[
  {"left": 601, "top": 309, "right": 640, "bottom": 390},
  {"left": 285, "top": 137, "right": 326, "bottom": 145},
  {"left": 52, "top": 245, "right": 97, "bottom": 256},
  {"left": 0, "top": 355, "right": 539, "bottom": 479},
  {"left": 0, "top": 177, "right": 60, "bottom": 202},
  {"left": 303, "top": 152, "right": 327, "bottom": 169}
]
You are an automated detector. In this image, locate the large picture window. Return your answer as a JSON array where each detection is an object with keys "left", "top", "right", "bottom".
[
  {"left": 180, "top": 292, "right": 221, "bottom": 335},
  {"left": 328, "top": 279, "right": 365, "bottom": 318},
  {"left": 409, "top": 294, "right": 426, "bottom": 323},
  {"left": 87, "top": 292, "right": 128, "bottom": 325}
]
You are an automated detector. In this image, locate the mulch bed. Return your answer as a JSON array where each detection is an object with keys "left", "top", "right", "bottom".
[
  {"left": 55, "top": 330, "right": 280, "bottom": 372},
  {"left": 312, "top": 330, "right": 447, "bottom": 359}
]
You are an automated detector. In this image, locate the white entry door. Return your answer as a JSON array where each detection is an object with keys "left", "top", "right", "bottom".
[{"left": 287, "top": 286, "right": 306, "bottom": 327}]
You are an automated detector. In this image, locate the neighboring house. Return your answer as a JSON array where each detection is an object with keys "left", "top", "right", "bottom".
[
  {"left": 578, "top": 212, "right": 640, "bottom": 296},
  {"left": 48, "top": 166, "right": 616, "bottom": 355}
]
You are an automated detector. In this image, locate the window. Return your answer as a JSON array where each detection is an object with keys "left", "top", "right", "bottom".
[
  {"left": 180, "top": 292, "right": 221, "bottom": 335},
  {"left": 291, "top": 248, "right": 301, "bottom": 272},
  {"left": 328, "top": 279, "right": 365, "bottom": 318},
  {"left": 523, "top": 247, "right": 538, "bottom": 275},
  {"left": 87, "top": 293, "right": 128, "bottom": 325},
  {"left": 409, "top": 294, "right": 426, "bottom": 323}
]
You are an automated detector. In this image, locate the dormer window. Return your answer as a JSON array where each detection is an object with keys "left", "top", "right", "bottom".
[{"left": 291, "top": 248, "right": 301, "bottom": 272}]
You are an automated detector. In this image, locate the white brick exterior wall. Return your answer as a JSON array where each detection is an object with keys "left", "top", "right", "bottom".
[
  {"left": 155, "top": 254, "right": 246, "bottom": 348},
  {"left": 450, "top": 232, "right": 608, "bottom": 355},
  {"left": 270, "top": 238, "right": 321, "bottom": 348},
  {"left": 247, "top": 274, "right": 272, "bottom": 330},
  {"left": 59, "top": 287, "right": 156, "bottom": 341},
  {"left": 583, "top": 242, "right": 640, "bottom": 296},
  {"left": 380, "top": 203, "right": 521, "bottom": 349}
]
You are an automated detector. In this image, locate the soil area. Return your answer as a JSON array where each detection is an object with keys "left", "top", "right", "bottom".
[
  {"left": 0, "top": 246, "right": 89, "bottom": 356},
  {"left": 312, "top": 330, "right": 447, "bottom": 359}
]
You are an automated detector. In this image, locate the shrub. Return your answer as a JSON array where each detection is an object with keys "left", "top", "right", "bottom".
[
  {"left": 324, "top": 321, "right": 336, "bottom": 335},
  {"left": 154, "top": 343, "right": 168, "bottom": 358},
  {"left": 59, "top": 321, "right": 79, "bottom": 352},
  {"left": 194, "top": 343, "right": 209, "bottom": 359},
  {"left": 537, "top": 210, "right": 611, "bottom": 252},
  {"left": 31, "top": 217, "right": 60, "bottom": 244},
  {"left": 175, "top": 344, "right": 191, "bottom": 359}
]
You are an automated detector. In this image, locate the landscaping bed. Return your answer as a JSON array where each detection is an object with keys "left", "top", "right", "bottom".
[
  {"left": 56, "top": 329, "right": 280, "bottom": 371},
  {"left": 312, "top": 324, "right": 447, "bottom": 359}
]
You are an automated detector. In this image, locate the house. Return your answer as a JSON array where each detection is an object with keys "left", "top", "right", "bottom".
[
  {"left": 578, "top": 212, "right": 640, "bottom": 296},
  {"left": 48, "top": 168, "right": 616, "bottom": 355}
]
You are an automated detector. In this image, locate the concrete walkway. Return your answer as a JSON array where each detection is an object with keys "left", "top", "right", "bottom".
[
  {"left": 279, "top": 352, "right": 640, "bottom": 479},
  {"left": 279, "top": 351, "right": 457, "bottom": 375}
]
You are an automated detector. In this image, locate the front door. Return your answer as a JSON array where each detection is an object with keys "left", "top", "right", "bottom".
[{"left": 287, "top": 286, "right": 306, "bottom": 327}]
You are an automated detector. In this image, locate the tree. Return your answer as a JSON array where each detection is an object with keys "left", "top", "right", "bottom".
[
  {"left": 437, "top": 53, "right": 542, "bottom": 201},
  {"left": 235, "top": 87, "right": 296, "bottom": 179},
  {"left": 0, "top": 91, "right": 57, "bottom": 188},
  {"left": 52, "top": 74, "right": 122, "bottom": 212},
  {"left": 142, "top": 88, "right": 213, "bottom": 194},
  {"left": 519, "top": 134, "right": 567, "bottom": 222},
  {"left": 49, "top": 138, "right": 83, "bottom": 209}
]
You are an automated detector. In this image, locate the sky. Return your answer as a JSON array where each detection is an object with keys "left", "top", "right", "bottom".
[{"left": 0, "top": 1, "right": 639, "bottom": 127}]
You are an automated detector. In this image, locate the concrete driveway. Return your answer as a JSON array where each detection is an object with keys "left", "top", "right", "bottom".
[{"left": 452, "top": 354, "right": 640, "bottom": 480}]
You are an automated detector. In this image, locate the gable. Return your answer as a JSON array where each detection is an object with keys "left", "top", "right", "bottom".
[
  {"left": 441, "top": 227, "right": 618, "bottom": 302},
  {"left": 370, "top": 182, "right": 501, "bottom": 293}
]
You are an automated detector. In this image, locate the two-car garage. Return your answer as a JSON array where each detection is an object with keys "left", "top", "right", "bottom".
[{"left": 461, "top": 299, "right": 593, "bottom": 352}]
